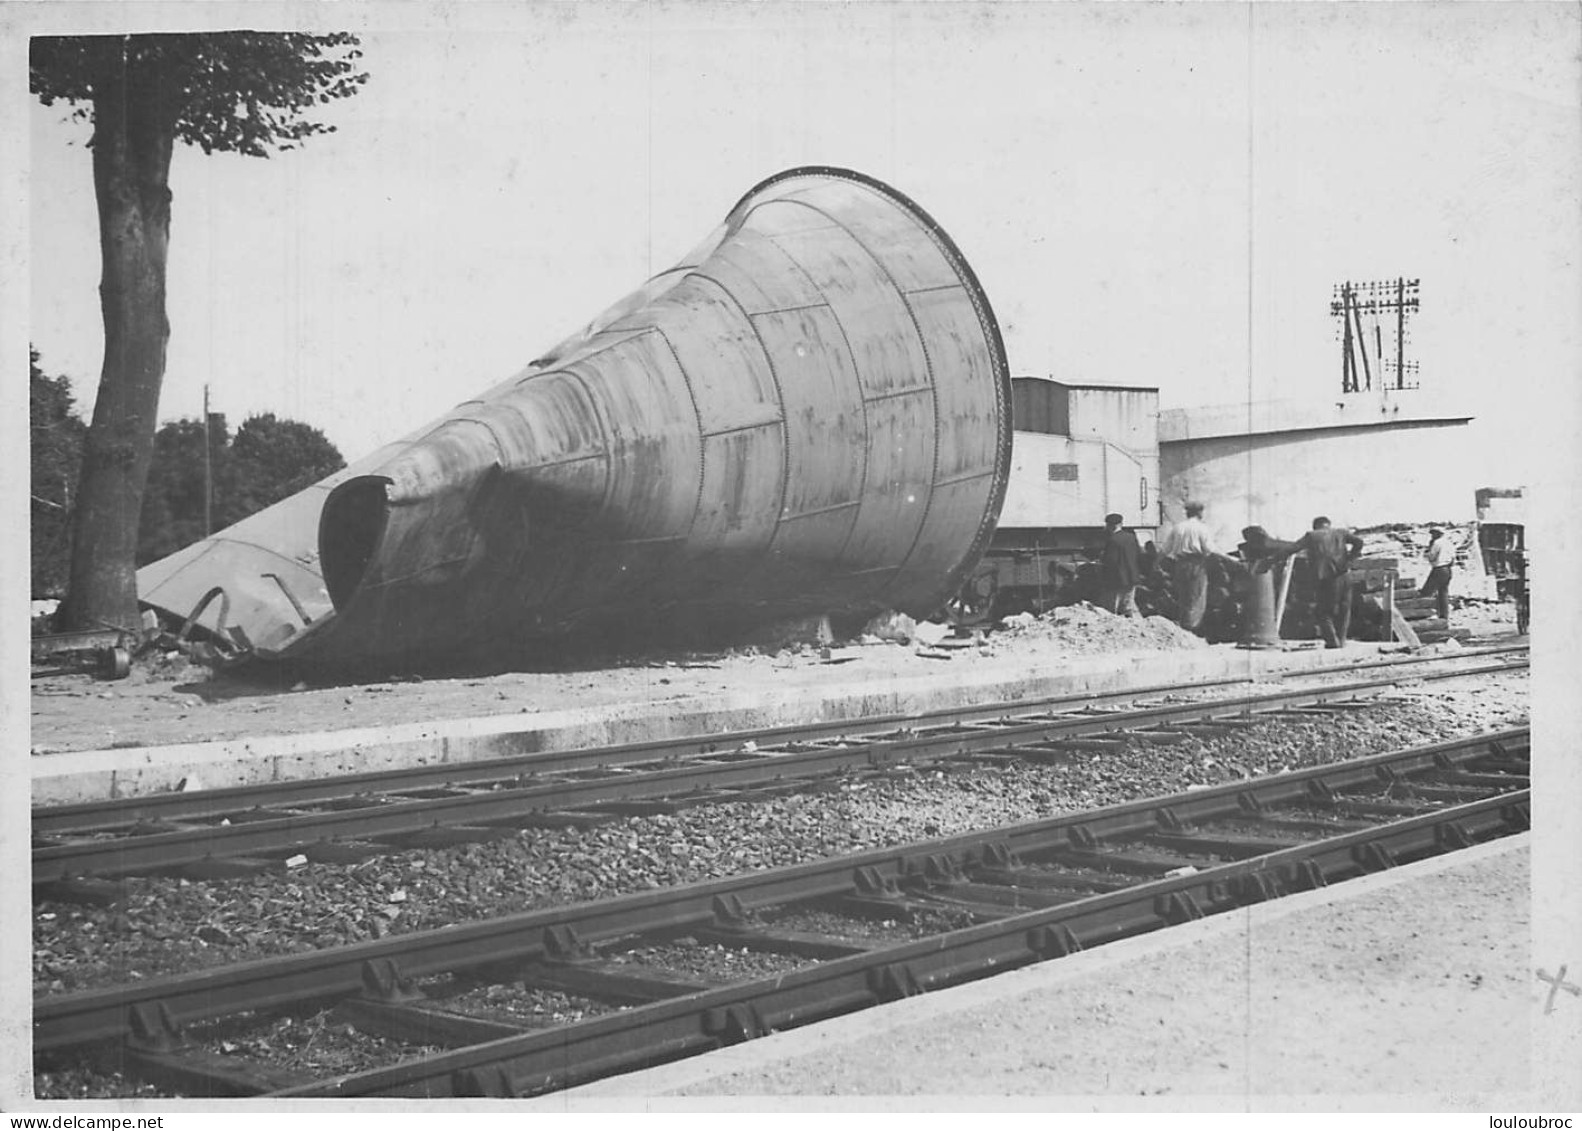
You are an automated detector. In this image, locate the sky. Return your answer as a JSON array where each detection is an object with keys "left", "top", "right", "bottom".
[{"left": 20, "top": 3, "right": 1580, "bottom": 491}]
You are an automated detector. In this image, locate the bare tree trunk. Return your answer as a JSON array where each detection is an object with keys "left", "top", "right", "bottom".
[{"left": 58, "top": 40, "right": 177, "bottom": 633}]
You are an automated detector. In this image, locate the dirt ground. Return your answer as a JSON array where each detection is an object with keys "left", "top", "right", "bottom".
[
  {"left": 29, "top": 604, "right": 1206, "bottom": 754},
  {"left": 29, "top": 599, "right": 1520, "bottom": 755}
]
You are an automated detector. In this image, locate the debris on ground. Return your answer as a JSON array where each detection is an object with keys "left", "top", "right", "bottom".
[{"left": 990, "top": 602, "right": 1208, "bottom": 655}]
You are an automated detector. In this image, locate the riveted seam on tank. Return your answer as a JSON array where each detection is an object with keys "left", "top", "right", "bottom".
[
  {"left": 684, "top": 271, "right": 792, "bottom": 586},
  {"left": 760, "top": 224, "right": 876, "bottom": 578},
  {"left": 513, "top": 327, "right": 649, "bottom": 390},
  {"left": 649, "top": 326, "right": 709, "bottom": 549},
  {"left": 775, "top": 169, "right": 1012, "bottom": 614},
  {"left": 553, "top": 363, "right": 618, "bottom": 564},
  {"left": 778, "top": 200, "right": 942, "bottom": 599}
]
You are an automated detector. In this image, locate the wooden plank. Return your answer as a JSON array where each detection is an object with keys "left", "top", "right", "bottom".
[{"left": 1390, "top": 605, "right": 1421, "bottom": 647}]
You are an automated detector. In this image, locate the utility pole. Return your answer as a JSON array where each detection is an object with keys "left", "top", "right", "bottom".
[
  {"left": 203, "top": 384, "right": 212, "bottom": 537},
  {"left": 1331, "top": 277, "right": 1420, "bottom": 393}
]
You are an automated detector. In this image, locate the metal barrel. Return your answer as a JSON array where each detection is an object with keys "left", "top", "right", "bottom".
[
  {"left": 141, "top": 168, "right": 1013, "bottom": 666},
  {"left": 1237, "top": 564, "right": 1283, "bottom": 648}
]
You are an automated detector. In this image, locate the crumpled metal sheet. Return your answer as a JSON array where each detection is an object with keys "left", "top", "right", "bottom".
[{"left": 137, "top": 167, "right": 1012, "bottom": 665}]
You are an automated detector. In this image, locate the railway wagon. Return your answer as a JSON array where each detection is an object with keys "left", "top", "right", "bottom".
[{"left": 955, "top": 378, "right": 1161, "bottom": 617}]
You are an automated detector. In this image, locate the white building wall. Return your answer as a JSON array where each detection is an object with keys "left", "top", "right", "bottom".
[{"left": 1159, "top": 420, "right": 1479, "bottom": 551}]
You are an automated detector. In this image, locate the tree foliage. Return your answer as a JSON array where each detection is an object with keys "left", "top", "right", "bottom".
[
  {"left": 137, "top": 413, "right": 345, "bottom": 565},
  {"left": 30, "top": 32, "right": 368, "bottom": 157},
  {"left": 30, "top": 349, "right": 88, "bottom": 598},
  {"left": 224, "top": 413, "right": 345, "bottom": 525},
  {"left": 30, "top": 31, "right": 367, "bottom": 631}
]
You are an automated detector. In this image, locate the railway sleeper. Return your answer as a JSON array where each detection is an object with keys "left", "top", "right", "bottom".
[
  {"left": 508, "top": 810, "right": 621, "bottom": 829},
  {"left": 1140, "top": 829, "right": 1313, "bottom": 858},
  {"left": 688, "top": 923, "right": 874, "bottom": 959},
  {"left": 375, "top": 825, "right": 518, "bottom": 850},
  {"left": 588, "top": 792, "right": 733, "bottom": 817},
  {"left": 1333, "top": 797, "right": 1445, "bottom": 820},
  {"left": 334, "top": 997, "right": 532, "bottom": 1048},
  {"left": 1430, "top": 770, "right": 1530, "bottom": 789},
  {"left": 102, "top": 1002, "right": 315, "bottom": 1098},
  {"left": 1214, "top": 811, "right": 1374, "bottom": 837},
  {"left": 1389, "top": 782, "right": 1507, "bottom": 804},
  {"left": 1169, "top": 721, "right": 1249, "bottom": 738},
  {"left": 813, "top": 893, "right": 918, "bottom": 923},
  {"left": 35, "top": 877, "right": 129, "bottom": 907},
  {"left": 516, "top": 959, "right": 716, "bottom": 1005},
  {"left": 1259, "top": 707, "right": 1355, "bottom": 720},
  {"left": 1029, "top": 737, "right": 1130, "bottom": 755},
  {"left": 1050, "top": 845, "right": 1216, "bottom": 877},
  {"left": 304, "top": 840, "right": 388, "bottom": 865},
  {"left": 114, "top": 1042, "right": 316, "bottom": 1098},
  {"left": 175, "top": 856, "right": 282, "bottom": 881},
  {"left": 891, "top": 890, "right": 1028, "bottom": 923},
  {"left": 1114, "top": 729, "right": 1193, "bottom": 746},
  {"left": 217, "top": 807, "right": 315, "bottom": 825},
  {"left": 970, "top": 864, "right": 1132, "bottom": 894},
  {"left": 1465, "top": 756, "right": 1532, "bottom": 776},
  {"left": 929, "top": 880, "right": 1083, "bottom": 912}
]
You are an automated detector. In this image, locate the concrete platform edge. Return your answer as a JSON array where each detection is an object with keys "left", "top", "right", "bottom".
[{"left": 33, "top": 644, "right": 1361, "bottom": 805}]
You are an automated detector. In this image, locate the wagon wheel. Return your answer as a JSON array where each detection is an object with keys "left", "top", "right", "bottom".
[
  {"left": 102, "top": 646, "right": 132, "bottom": 681},
  {"left": 945, "top": 571, "right": 998, "bottom": 628}
]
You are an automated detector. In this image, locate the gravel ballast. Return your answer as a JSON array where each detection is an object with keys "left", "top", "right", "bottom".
[
  {"left": 30, "top": 663, "right": 1527, "bottom": 1099},
  {"left": 33, "top": 667, "right": 1528, "bottom": 995}
]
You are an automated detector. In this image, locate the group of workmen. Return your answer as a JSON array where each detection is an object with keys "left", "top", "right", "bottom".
[{"left": 1096, "top": 504, "right": 1458, "bottom": 648}]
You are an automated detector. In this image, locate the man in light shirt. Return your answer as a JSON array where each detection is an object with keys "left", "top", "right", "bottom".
[
  {"left": 1159, "top": 502, "right": 1227, "bottom": 634},
  {"left": 1419, "top": 527, "right": 1456, "bottom": 623}
]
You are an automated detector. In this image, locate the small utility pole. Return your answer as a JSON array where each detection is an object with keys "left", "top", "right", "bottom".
[
  {"left": 1331, "top": 277, "right": 1420, "bottom": 393},
  {"left": 203, "top": 383, "right": 213, "bottom": 537}
]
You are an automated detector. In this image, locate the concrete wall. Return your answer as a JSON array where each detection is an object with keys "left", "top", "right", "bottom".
[{"left": 1160, "top": 416, "right": 1479, "bottom": 550}]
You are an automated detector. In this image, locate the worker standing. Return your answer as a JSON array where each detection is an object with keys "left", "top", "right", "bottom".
[
  {"left": 1159, "top": 502, "right": 1225, "bottom": 634},
  {"left": 1098, "top": 512, "right": 1142, "bottom": 618},
  {"left": 1419, "top": 527, "right": 1455, "bottom": 624},
  {"left": 1261, "top": 516, "right": 1364, "bottom": 648}
]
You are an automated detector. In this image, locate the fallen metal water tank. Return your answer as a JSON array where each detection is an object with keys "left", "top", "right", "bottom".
[{"left": 141, "top": 167, "right": 1013, "bottom": 666}]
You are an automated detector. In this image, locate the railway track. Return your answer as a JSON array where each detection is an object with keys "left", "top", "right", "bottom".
[
  {"left": 33, "top": 645, "right": 1528, "bottom": 887},
  {"left": 33, "top": 726, "right": 1530, "bottom": 1098}
]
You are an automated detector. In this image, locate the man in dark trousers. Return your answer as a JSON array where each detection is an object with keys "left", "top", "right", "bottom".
[
  {"left": 1261, "top": 516, "right": 1365, "bottom": 648},
  {"left": 1098, "top": 512, "right": 1142, "bottom": 618},
  {"left": 1419, "top": 527, "right": 1455, "bottom": 623}
]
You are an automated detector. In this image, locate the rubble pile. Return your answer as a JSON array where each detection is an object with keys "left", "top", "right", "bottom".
[
  {"left": 994, "top": 602, "right": 1208, "bottom": 655},
  {"left": 1355, "top": 521, "right": 1493, "bottom": 597}
]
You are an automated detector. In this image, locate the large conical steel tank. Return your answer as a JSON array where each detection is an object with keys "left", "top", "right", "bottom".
[{"left": 138, "top": 167, "right": 1012, "bottom": 666}]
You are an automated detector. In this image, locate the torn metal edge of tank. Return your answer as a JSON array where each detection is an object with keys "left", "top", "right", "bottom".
[{"left": 136, "top": 166, "right": 1013, "bottom": 668}]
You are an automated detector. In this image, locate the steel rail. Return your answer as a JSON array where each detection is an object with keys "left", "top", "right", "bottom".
[
  {"left": 33, "top": 659, "right": 1529, "bottom": 884},
  {"left": 32, "top": 726, "right": 1528, "bottom": 1052},
  {"left": 279, "top": 790, "right": 1529, "bottom": 1097},
  {"left": 35, "top": 642, "right": 1528, "bottom": 834}
]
